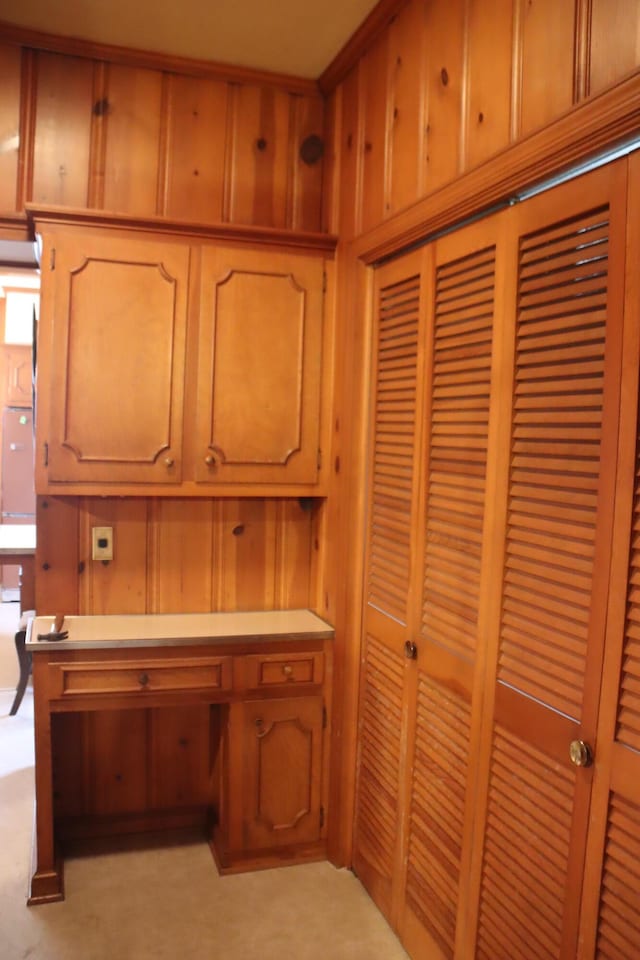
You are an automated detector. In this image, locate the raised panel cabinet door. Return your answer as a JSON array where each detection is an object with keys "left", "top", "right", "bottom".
[
  {"left": 196, "top": 245, "right": 324, "bottom": 486},
  {"left": 242, "top": 696, "right": 323, "bottom": 850},
  {"left": 3, "top": 345, "right": 33, "bottom": 407},
  {"left": 41, "top": 231, "right": 189, "bottom": 486}
]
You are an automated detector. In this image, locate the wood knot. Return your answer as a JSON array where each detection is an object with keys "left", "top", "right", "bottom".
[
  {"left": 440, "top": 67, "right": 449, "bottom": 86},
  {"left": 300, "top": 134, "right": 324, "bottom": 165},
  {"left": 93, "top": 97, "right": 109, "bottom": 117},
  {"left": 232, "top": 524, "right": 245, "bottom": 536},
  {"left": 256, "top": 137, "right": 268, "bottom": 151}
]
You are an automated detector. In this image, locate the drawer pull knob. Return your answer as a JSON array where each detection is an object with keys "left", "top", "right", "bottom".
[
  {"left": 282, "top": 664, "right": 293, "bottom": 677},
  {"left": 139, "top": 672, "right": 149, "bottom": 687}
]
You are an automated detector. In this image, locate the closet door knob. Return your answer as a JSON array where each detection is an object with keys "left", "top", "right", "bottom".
[
  {"left": 569, "top": 740, "right": 593, "bottom": 767},
  {"left": 404, "top": 641, "right": 418, "bottom": 660}
]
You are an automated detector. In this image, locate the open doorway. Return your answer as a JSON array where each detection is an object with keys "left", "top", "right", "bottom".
[{"left": 0, "top": 259, "right": 38, "bottom": 694}]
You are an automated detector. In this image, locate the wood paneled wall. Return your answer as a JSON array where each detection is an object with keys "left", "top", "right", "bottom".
[
  {"left": 35, "top": 496, "right": 324, "bottom": 616},
  {"left": 0, "top": 40, "right": 325, "bottom": 232},
  {"left": 324, "top": 0, "right": 640, "bottom": 239}
]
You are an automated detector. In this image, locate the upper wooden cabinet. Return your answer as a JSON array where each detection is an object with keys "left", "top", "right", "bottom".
[
  {"left": 33, "top": 217, "right": 333, "bottom": 496},
  {"left": 195, "top": 247, "right": 323, "bottom": 486},
  {"left": 42, "top": 231, "right": 188, "bottom": 487}
]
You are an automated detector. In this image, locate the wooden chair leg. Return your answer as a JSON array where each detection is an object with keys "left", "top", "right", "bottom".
[{"left": 9, "top": 628, "right": 30, "bottom": 716}]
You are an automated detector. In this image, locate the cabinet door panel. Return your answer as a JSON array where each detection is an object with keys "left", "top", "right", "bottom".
[
  {"left": 196, "top": 246, "right": 323, "bottom": 486},
  {"left": 2, "top": 345, "right": 32, "bottom": 407},
  {"left": 242, "top": 696, "right": 323, "bottom": 849},
  {"left": 44, "top": 232, "right": 188, "bottom": 485}
]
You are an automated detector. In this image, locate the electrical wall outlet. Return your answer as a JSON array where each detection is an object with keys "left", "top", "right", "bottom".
[{"left": 92, "top": 526, "right": 114, "bottom": 561}]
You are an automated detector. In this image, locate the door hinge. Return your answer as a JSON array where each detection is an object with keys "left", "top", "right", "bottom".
[
  {"left": 322, "top": 704, "right": 327, "bottom": 729},
  {"left": 322, "top": 270, "right": 327, "bottom": 294},
  {"left": 320, "top": 805, "right": 325, "bottom": 828},
  {"left": 43, "top": 442, "right": 49, "bottom": 467},
  {"left": 317, "top": 447, "right": 322, "bottom": 471},
  {"left": 50, "top": 248, "right": 56, "bottom": 271}
]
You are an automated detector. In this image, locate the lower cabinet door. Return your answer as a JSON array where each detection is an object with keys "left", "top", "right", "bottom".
[{"left": 242, "top": 696, "right": 324, "bottom": 850}]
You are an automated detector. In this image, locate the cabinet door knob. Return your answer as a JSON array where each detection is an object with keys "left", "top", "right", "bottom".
[
  {"left": 569, "top": 739, "right": 593, "bottom": 767},
  {"left": 204, "top": 455, "right": 215, "bottom": 466},
  {"left": 138, "top": 672, "right": 149, "bottom": 687},
  {"left": 164, "top": 457, "right": 174, "bottom": 468}
]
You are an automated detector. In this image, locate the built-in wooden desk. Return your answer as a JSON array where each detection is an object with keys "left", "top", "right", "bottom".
[
  {"left": 0, "top": 523, "right": 36, "bottom": 612},
  {"left": 26, "top": 610, "right": 334, "bottom": 905}
]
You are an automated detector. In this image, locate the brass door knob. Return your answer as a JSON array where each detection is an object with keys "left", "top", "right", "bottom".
[
  {"left": 569, "top": 740, "right": 593, "bottom": 767},
  {"left": 204, "top": 455, "right": 215, "bottom": 465},
  {"left": 164, "top": 457, "right": 174, "bottom": 467}
]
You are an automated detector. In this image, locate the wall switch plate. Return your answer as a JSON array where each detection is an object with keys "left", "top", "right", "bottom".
[{"left": 92, "top": 526, "right": 114, "bottom": 561}]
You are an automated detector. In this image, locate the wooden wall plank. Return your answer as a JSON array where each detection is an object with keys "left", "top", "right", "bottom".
[
  {"left": 79, "top": 498, "right": 149, "bottom": 614},
  {"left": 423, "top": 0, "right": 465, "bottom": 191},
  {"left": 518, "top": 0, "right": 577, "bottom": 136},
  {"left": 465, "top": 0, "right": 515, "bottom": 170},
  {"left": 102, "top": 64, "right": 163, "bottom": 216},
  {"left": 31, "top": 51, "right": 93, "bottom": 207},
  {"left": 274, "top": 499, "right": 314, "bottom": 608},
  {"left": 337, "top": 66, "right": 363, "bottom": 240},
  {"left": 361, "top": 32, "right": 390, "bottom": 234},
  {"left": 290, "top": 93, "right": 325, "bottom": 232},
  {"left": 228, "top": 83, "right": 291, "bottom": 227},
  {"left": 590, "top": 0, "right": 640, "bottom": 95},
  {"left": 0, "top": 43, "right": 21, "bottom": 213},
  {"left": 147, "top": 498, "right": 215, "bottom": 612},
  {"left": 216, "top": 499, "right": 277, "bottom": 610},
  {"left": 163, "top": 74, "right": 228, "bottom": 222},
  {"left": 35, "top": 495, "right": 79, "bottom": 615},
  {"left": 387, "top": 0, "right": 427, "bottom": 216}
]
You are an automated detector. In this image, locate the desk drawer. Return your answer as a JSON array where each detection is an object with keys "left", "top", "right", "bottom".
[
  {"left": 51, "top": 656, "right": 233, "bottom": 698},
  {"left": 243, "top": 651, "right": 324, "bottom": 690}
]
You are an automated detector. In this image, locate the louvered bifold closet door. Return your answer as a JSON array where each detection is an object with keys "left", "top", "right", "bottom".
[
  {"left": 400, "top": 215, "right": 505, "bottom": 960},
  {"left": 577, "top": 152, "right": 640, "bottom": 960},
  {"left": 471, "top": 162, "right": 629, "bottom": 960},
  {"left": 353, "top": 248, "right": 428, "bottom": 920}
]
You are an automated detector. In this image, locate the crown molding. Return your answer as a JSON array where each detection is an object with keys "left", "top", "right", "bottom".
[{"left": 318, "top": 0, "right": 405, "bottom": 96}]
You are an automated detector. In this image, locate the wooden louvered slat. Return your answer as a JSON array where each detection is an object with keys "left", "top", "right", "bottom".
[
  {"left": 497, "top": 208, "right": 609, "bottom": 719},
  {"left": 616, "top": 434, "right": 640, "bottom": 751},
  {"left": 404, "top": 676, "right": 471, "bottom": 960},
  {"left": 368, "top": 272, "right": 420, "bottom": 624},
  {"left": 477, "top": 725, "right": 575, "bottom": 960},
  {"left": 354, "top": 635, "right": 405, "bottom": 889},
  {"left": 422, "top": 246, "right": 495, "bottom": 658},
  {"left": 596, "top": 794, "right": 640, "bottom": 959}
]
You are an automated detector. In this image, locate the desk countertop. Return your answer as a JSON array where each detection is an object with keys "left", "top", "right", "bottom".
[
  {"left": 26, "top": 609, "right": 335, "bottom": 650},
  {"left": 0, "top": 524, "right": 36, "bottom": 555}
]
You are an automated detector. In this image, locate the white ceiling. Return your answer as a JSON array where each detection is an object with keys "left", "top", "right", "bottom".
[{"left": 0, "top": 0, "right": 380, "bottom": 78}]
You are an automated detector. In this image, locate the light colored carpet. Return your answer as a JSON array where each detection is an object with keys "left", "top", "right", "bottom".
[{"left": 0, "top": 686, "right": 408, "bottom": 960}]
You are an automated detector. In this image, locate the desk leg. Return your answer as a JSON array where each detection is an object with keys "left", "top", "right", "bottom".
[{"left": 28, "top": 658, "right": 64, "bottom": 905}]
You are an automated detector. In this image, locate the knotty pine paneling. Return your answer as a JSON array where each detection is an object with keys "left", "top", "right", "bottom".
[
  {"left": 360, "top": 32, "right": 389, "bottom": 234},
  {"left": 590, "top": 0, "right": 640, "bottom": 96},
  {"left": 423, "top": 0, "right": 465, "bottom": 192},
  {"left": 517, "top": 0, "right": 576, "bottom": 137},
  {"left": 101, "top": 64, "right": 163, "bottom": 216},
  {"left": 0, "top": 43, "right": 21, "bottom": 213},
  {"left": 465, "top": 0, "right": 515, "bottom": 170},
  {"left": 335, "top": 65, "right": 362, "bottom": 240},
  {"left": 163, "top": 74, "right": 228, "bottom": 222},
  {"left": 227, "top": 83, "right": 291, "bottom": 228},
  {"left": 36, "top": 495, "right": 319, "bottom": 616},
  {"left": 386, "top": 0, "right": 426, "bottom": 216},
  {"left": 31, "top": 51, "right": 94, "bottom": 207},
  {"left": 290, "top": 93, "right": 325, "bottom": 233}
]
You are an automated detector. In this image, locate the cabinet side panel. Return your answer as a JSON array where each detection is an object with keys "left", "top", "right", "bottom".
[{"left": 35, "top": 495, "right": 79, "bottom": 614}]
